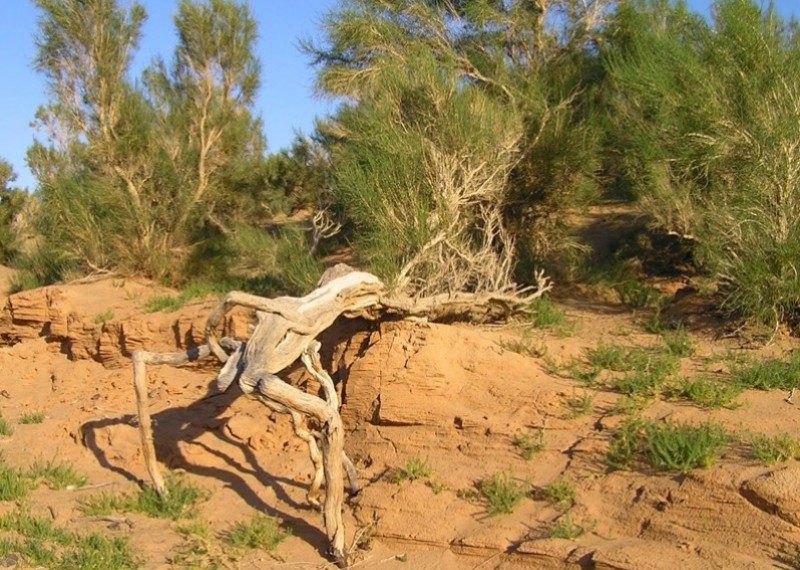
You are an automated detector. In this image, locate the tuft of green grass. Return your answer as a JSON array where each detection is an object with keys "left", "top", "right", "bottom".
[
  {"left": 548, "top": 515, "right": 585, "bottom": 539},
  {"left": 0, "top": 414, "right": 13, "bottom": 437},
  {"left": 498, "top": 331, "right": 547, "bottom": 358},
  {"left": 730, "top": 353, "right": 800, "bottom": 391},
  {"left": 144, "top": 281, "right": 227, "bottom": 314},
  {"left": 542, "top": 479, "right": 576, "bottom": 507},
  {"left": 610, "top": 350, "right": 678, "bottom": 397},
  {"left": 0, "top": 464, "right": 34, "bottom": 501},
  {"left": 643, "top": 421, "right": 729, "bottom": 473},
  {"left": 665, "top": 378, "right": 743, "bottom": 409},
  {"left": 607, "top": 417, "right": 646, "bottom": 471},
  {"left": 390, "top": 456, "right": 433, "bottom": 484},
  {"left": 479, "top": 473, "right": 527, "bottom": 515},
  {"left": 224, "top": 513, "right": 290, "bottom": 551},
  {"left": 586, "top": 342, "right": 628, "bottom": 370},
  {"left": 565, "top": 392, "right": 593, "bottom": 418},
  {"left": 614, "top": 280, "right": 662, "bottom": 308},
  {"left": 171, "top": 522, "right": 225, "bottom": 569},
  {"left": 93, "top": 309, "right": 115, "bottom": 324},
  {"left": 512, "top": 429, "right": 545, "bottom": 460},
  {"left": 751, "top": 433, "right": 800, "bottom": 465},
  {"left": 29, "top": 459, "right": 88, "bottom": 490},
  {"left": 80, "top": 475, "right": 207, "bottom": 520},
  {"left": 529, "top": 297, "right": 567, "bottom": 329},
  {"left": 0, "top": 510, "right": 137, "bottom": 569},
  {"left": 661, "top": 325, "right": 693, "bottom": 357},
  {"left": 17, "top": 411, "right": 45, "bottom": 425}
]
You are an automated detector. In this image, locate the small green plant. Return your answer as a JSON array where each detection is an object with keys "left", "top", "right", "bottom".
[
  {"left": 0, "top": 414, "right": 13, "bottom": 437},
  {"left": 390, "top": 456, "right": 432, "bottom": 484},
  {"left": 224, "top": 513, "right": 289, "bottom": 551},
  {"left": 17, "top": 411, "right": 45, "bottom": 425},
  {"left": 0, "top": 463, "right": 34, "bottom": 501},
  {"left": 0, "top": 510, "right": 137, "bottom": 569},
  {"left": 498, "top": 331, "right": 547, "bottom": 358},
  {"left": 93, "top": 309, "right": 115, "bottom": 324},
  {"left": 143, "top": 282, "right": 226, "bottom": 314},
  {"left": 548, "top": 515, "right": 585, "bottom": 539},
  {"left": 512, "top": 429, "right": 545, "bottom": 460},
  {"left": 644, "top": 421, "right": 729, "bottom": 473},
  {"left": 614, "top": 280, "right": 662, "bottom": 308},
  {"left": 565, "top": 392, "right": 593, "bottom": 418},
  {"left": 586, "top": 342, "right": 628, "bottom": 370},
  {"left": 479, "top": 473, "right": 527, "bottom": 515},
  {"left": 29, "top": 459, "right": 88, "bottom": 490},
  {"left": 542, "top": 479, "right": 576, "bottom": 507},
  {"left": 80, "top": 475, "right": 207, "bottom": 520},
  {"left": 731, "top": 353, "right": 800, "bottom": 391},
  {"left": 529, "top": 296, "right": 567, "bottom": 329},
  {"left": 611, "top": 350, "right": 678, "bottom": 397},
  {"left": 665, "top": 378, "right": 742, "bottom": 409},
  {"left": 607, "top": 417, "right": 647, "bottom": 470},
  {"left": 751, "top": 433, "right": 800, "bottom": 465},
  {"left": 143, "top": 294, "right": 186, "bottom": 313},
  {"left": 426, "top": 479, "right": 446, "bottom": 494},
  {"left": 661, "top": 326, "right": 693, "bottom": 357},
  {"left": 171, "top": 522, "right": 227, "bottom": 569}
]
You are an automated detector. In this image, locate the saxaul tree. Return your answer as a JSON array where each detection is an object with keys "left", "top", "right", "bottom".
[
  {"left": 307, "top": 0, "right": 613, "bottom": 291},
  {"left": 28, "top": 0, "right": 266, "bottom": 282}
]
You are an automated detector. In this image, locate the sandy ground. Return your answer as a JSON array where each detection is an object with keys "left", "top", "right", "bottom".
[{"left": 1, "top": 274, "right": 800, "bottom": 569}]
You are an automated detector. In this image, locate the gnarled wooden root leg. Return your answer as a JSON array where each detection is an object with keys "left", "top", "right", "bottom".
[
  {"left": 253, "top": 372, "right": 347, "bottom": 566},
  {"left": 301, "top": 341, "right": 360, "bottom": 498},
  {"left": 132, "top": 344, "right": 213, "bottom": 497}
]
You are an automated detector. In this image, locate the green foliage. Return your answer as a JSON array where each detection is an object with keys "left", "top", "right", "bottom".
[
  {"left": 529, "top": 297, "right": 567, "bottom": 329},
  {"left": 0, "top": 414, "right": 12, "bottom": 437},
  {"left": 479, "top": 473, "right": 527, "bottom": 515},
  {"left": 607, "top": 417, "right": 646, "bottom": 471},
  {"left": 498, "top": 331, "right": 547, "bottom": 358},
  {"left": 0, "top": 464, "right": 34, "bottom": 501},
  {"left": 143, "top": 281, "right": 226, "bottom": 313},
  {"left": 586, "top": 342, "right": 678, "bottom": 397},
  {"left": 750, "top": 433, "right": 800, "bottom": 465},
  {"left": 310, "top": 0, "right": 607, "bottom": 293},
  {"left": 614, "top": 279, "right": 662, "bottom": 309},
  {"left": 29, "top": 459, "right": 88, "bottom": 490},
  {"left": 730, "top": 353, "right": 800, "bottom": 391},
  {"left": 93, "top": 309, "right": 115, "bottom": 324},
  {"left": 548, "top": 515, "right": 585, "bottom": 540},
  {"left": 512, "top": 430, "right": 545, "bottom": 460},
  {"left": 225, "top": 514, "right": 289, "bottom": 551},
  {"left": 0, "top": 159, "right": 29, "bottom": 264},
  {"left": 0, "top": 510, "right": 137, "bottom": 570},
  {"left": 608, "top": 418, "right": 729, "bottom": 473},
  {"left": 542, "top": 479, "right": 576, "bottom": 507},
  {"left": 665, "top": 377, "right": 742, "bottom": 409},
  {"left": 17, "top": 411, "right": 45, "bottom": 425},
  {"left": 80, "top": 475, "right": 207, "bottom": 520},
  {"left": 565, "top": 393, "right": 594, "bottom": 418},
  {"left": 661, "top": 325, "right": 693, "bottom": 357},
  {"left": 644, "top": 421, "right": 729, "bottom": 473},
  {"left": 605, "top": 0, "right": 800, "bottom": 326},
  {"left": 29, "top": 0, "right": 268, "bottom": 283},
  {"left": 390, "top": 457, "right": 432, "bottom": 484}
]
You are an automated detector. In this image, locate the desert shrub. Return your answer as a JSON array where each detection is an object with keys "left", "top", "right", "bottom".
[
  {"left": 606, "top": 0, "right": 800, "bottom": 326},
  {"left": 479, "top": 473, "right": 527, "bottom": 515},
  {"left": 731, "top": 353, "right": 800, "bottom": 391},
  {"left": 608, "top": 418, "right": 729, "bottom": 473},
  {"left": 665, "top": 377, "right": 742, "bottom": 409},
  {"left": 750, "top": 433, "right": 800, "bottom": 465},
  {"left": 311, "top": 0, "right": 609, "bottom": 294}
]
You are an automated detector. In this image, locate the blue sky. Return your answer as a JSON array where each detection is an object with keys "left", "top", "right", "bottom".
[{"left": 0, "top": 0, "right": 796, "bottom": 189}]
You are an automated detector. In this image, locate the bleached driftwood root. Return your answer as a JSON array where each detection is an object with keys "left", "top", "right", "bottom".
[{"left": 131, "top": 264, "right": 549, "bottom": 565}]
